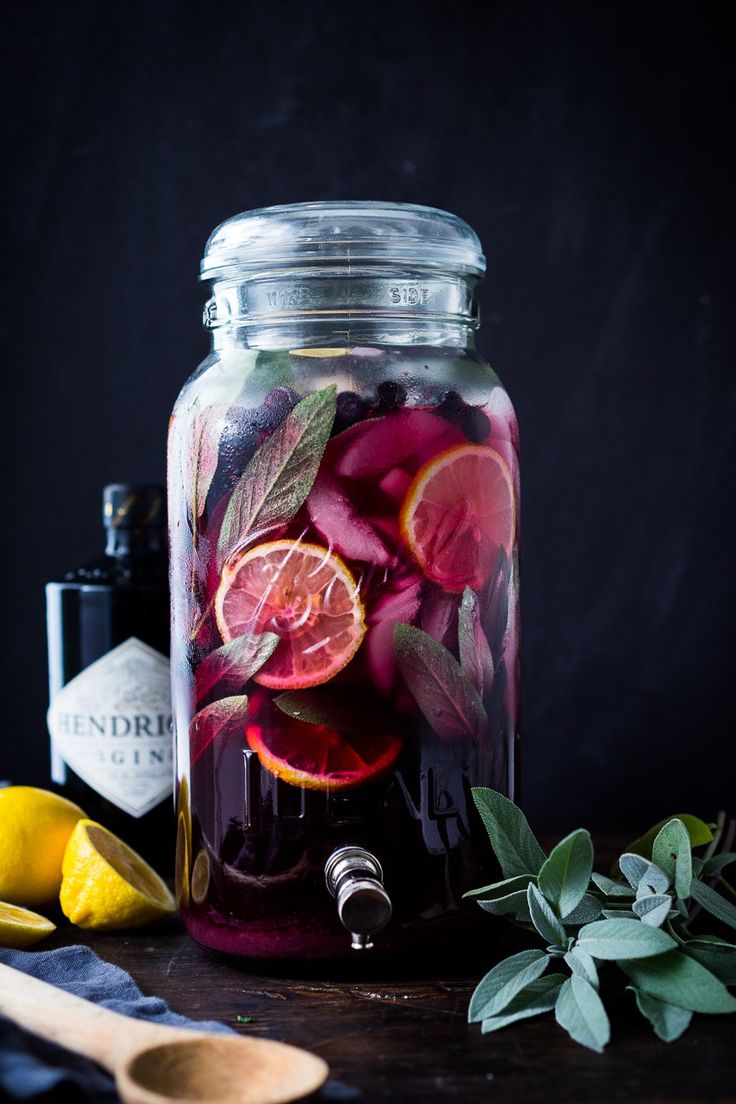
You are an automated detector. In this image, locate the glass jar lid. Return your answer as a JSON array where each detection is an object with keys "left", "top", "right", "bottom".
[{"left": 200, "top": 201, "right": 486, "bottom": 281}]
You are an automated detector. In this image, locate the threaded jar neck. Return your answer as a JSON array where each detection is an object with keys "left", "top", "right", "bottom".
[{"left": 199, "top": 202, "right": 486, "bottom": 350}]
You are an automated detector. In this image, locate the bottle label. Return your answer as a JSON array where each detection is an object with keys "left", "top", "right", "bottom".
[{"left": 47, "top": 637, "right": 173, "bottom": 818}]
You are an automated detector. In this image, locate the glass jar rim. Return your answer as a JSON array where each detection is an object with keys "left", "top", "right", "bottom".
[{"left": 200, "top": 201, "right": 486, "bottom": 281}]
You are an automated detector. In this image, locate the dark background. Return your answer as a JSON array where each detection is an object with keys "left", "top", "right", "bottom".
[{"left": 2, "top": 2, "right": 734, "bottom": 830}]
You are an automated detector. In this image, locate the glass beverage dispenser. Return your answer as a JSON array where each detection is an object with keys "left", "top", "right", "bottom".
[{"left": 168, "top": 202, "right": 520, "bottom": 957}]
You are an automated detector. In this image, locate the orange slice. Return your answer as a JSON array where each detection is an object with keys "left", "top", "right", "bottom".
[
  {"left": 246, "top": 696, "right": 400, "bottom": 791},
  {"left": 214, "top": 540, "right": 366, "bottom": 689},
  {"left": 400, "top": 444, "right": 516, "bottom": 592}
]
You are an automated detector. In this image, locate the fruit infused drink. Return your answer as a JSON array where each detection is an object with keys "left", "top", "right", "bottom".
[{"left": 168, "top": 205, "right": 520, "bottom": 957}]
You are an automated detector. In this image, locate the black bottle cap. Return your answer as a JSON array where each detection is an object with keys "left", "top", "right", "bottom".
[{"left": 103, "top": 484, "right": 165, "bottom": 530}]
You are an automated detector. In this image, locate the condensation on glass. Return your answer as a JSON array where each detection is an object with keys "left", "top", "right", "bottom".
[{"left": 168, "top": 202, "right": 520, "bottom": 957}]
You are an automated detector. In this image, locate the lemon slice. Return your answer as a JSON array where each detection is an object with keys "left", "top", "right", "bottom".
[
  {"left": 60, "top": 820, "right": 175, "bottom": 930},
  {"left": 174, "top": 811, "right": 190, "bottom": 910},
  {"left": 190, "top": 850, "right": 211, "bottom": 905},
  {"left": 0, "top": 901, "right": 56, "bottom": 948}
]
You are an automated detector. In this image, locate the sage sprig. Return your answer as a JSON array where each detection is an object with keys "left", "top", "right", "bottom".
[{"left": 467, "top": 789, "right": 736, "bottom": 1051}]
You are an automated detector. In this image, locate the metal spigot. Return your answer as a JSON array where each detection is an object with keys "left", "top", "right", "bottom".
[{"left": 324, "top": 845, "right": 392, "bottom": 951}]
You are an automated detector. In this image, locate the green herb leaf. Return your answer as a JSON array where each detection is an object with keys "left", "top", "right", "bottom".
[
  {"left": 652, "top": 819, "right": 692, "bottom": 899},
  {"left": 576, "top": 918, "right": 675, "bottom": 960},
  {"left": 468, "top": 949, "right": 549, "bottom": 1022},
  {"left": 631, "top": 894, "right": 674, "bottom": 928},
  {"left": 625, "top": 815, "right": 714, "bottom": 860},
  {"left": 555, "top": 976, "right": 610, "bottom": 1053},
  {"left": 458, "top": 587, "right": 494, "bottom": 697},
  {"left": 481, "top": 975, "right": 566, "bottom": 1034},
  {"left": 563, "top": 893, "right": 603, "bottom": 925},
  {"left": 564, "top": 946, "right": 599, "bottom": 990},
  {"left": 628, "top": 988, "right": 692, "bottom": 1042},
  {"left": 463, "top": 874, "right": 535, "bottom": 901},
  {"left": 471, "top": 788, "right": 546, "bottom": 878},
  {"left": 591, "top": 872, "right": 635, "bottom": 898},
  {"left": 274, "top": 687, "right": 390, "bottom": 738},
  {"left": 527, "top": 883, "right": 567, "bottom": 947},
  {"left": 621, "top": 951, "right": 736, "bottom": 1013},
  {"left": 394, "top": 623, "right": 487, "bottom": 741},
  {"left": 195, "top": 632, "right": 280, "bottom": 701},
  {"left": 187, "top": 408, "right": 222, "bottom": 520},
  {"left": 478, "top": 891, "right": 532, "bottom": 921},
  {"left": 690, "top": 877, "right": 736, "bottom": 931},
  {"left": 189, "top": 695, "right": 249, "bottom": 765},
  {"left": 684, "top": 937, "right": 736, "bottom": 984},
  {"left": 702, "top": 852, "right": 736, "bottom": 876},
  {"left": 217, "top": 386, "right": 336, "bottom": 566},
  {"left": 235, "top": 1015, "right": 254, "bottom": 1024},
  {"left": 619, "top": 854, "right": 670, "bottom": 894},
  {"left": 601, "top": 909, "right": 637, "bottom": 919},
  {"left": 537, "top": 829, "right": 594, "bottom": 919}
]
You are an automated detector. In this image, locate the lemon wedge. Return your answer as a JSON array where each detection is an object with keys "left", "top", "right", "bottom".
[
  {"left": 0, "top": 901, "right": 56, "bottom": 948},
  {"left": 0, "top": 786, "right": 85, "bottom": 907},
  {"left": 60, "top": 820, "right": 175, "bottom": 930}
]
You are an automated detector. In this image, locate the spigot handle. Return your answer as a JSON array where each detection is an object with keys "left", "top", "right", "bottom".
[{"left": 325, "top": 846, "right": 392, "bottom": 951}]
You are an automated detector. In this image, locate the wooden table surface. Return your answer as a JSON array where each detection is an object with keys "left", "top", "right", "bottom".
[{"left": 35, "top": 834, "right": 734, "bottom": 1104}]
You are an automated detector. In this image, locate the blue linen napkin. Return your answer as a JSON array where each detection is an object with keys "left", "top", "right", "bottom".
[{"left": 0, "top": 944, "right": 232, "bottom": 1102}]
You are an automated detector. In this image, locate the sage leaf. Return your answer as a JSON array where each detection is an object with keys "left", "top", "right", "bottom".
[
  {"left": 652, "top": 818, "right": 692, "bottom": 899},
  {"left": 689, "top": 877, "right": 736, "bottom": 931},
  {"left": 555, "top": 976, "right": 610, "bottom": 1053},
  {"left": 458, "top": 587, "right": 494, "bottom": 697},
  {"left": 187, "top": 407, "right": 222, "bottom": 519},
  {"left": 189, "top": 695, "right": 248, "bottom": 764},
  {"left": 217, "top": 386, "right": 336, "bottom": 566},
  {"left": 591, "top": 872, "right": 635, "bottom": 898},
  {"left": 481, "top": 975, "right": 565, "bottom": 1033},
  {"left": 463, "top": 874, "right": 535, "bottom": 901},
  {"left": 564, "top": 893, "right": 603, "bottom": 925},
  {"left": 632, "top": 894, "right": 673, "bottom": 928},
  {"left": 684, "top": 937, "right": 736, "bottom": 984},
  {"left": 471, "top": 788, "right": 546, "bottom": 878},
  {"left": 619, "top": 853, "right": 670, "bottom": 894},
  {"left": 274, "top": 687, "right": 388, "bottom": 738},
  {"left": 602, "top": 909, "right": 636, "bottom": 919},
  {"left": 621, "top": 951, "right": 736, "bottom": 1013},
  {"left": 576, "top": 918, "right": 675, "bottom": 960},
  {"left": 527, "top": 883, "right": 567, "bottom": 947},
  {"left": 394, "top": 623, "right": 487, "bottom": 741},
  {"left": 625, "top": 814, "right": 713, "bottom": 860},
  {"left": 628, "top": 988, "right": 693, "bottom": 1042},
  {"left": 478, "top": 891, "right": 531, "bottom": 922},
  {"left": 564, "top": 946, "right": 599, "bottom": 990},
  {"left": 468, "top": 949, "right": 549, "bottom": 1022},
  {"left": 537, "top": 829, "right": 594, "bottom": 919},
  {"left": 195, "top": 632, "right": 280, "bottom": 701},
  {"left": 702, "top": 852, "right": 736, "bottom": 876}
]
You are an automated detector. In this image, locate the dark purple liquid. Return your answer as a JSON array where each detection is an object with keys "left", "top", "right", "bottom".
[{"left": 171, "top": 379, "right": 519, "bottom": 956}]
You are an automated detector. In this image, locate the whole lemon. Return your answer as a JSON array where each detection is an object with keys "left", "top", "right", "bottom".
[{"left": 0, "top": 786, "right": 85, "bottom": 907}]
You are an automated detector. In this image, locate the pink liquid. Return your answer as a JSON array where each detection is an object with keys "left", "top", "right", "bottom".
[{"left": 170, "top": 374, "right": 519, "bottom": 957}]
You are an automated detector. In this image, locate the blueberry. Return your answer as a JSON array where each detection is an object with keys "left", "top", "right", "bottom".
[
  {"left": 461, "top": 407, "right": 491, "bottom": 443},
  {"left": 334, "top": 391, "right": 366, "bottom": 433},
  {"left": 376, "top": 380, "right": 407, "bottom": 412},
  {"left": 262, "top": 387, "right": 299, "bottom": 426},
  {"left": 436, "top": 389, "right": 466, "bottom": 422}
]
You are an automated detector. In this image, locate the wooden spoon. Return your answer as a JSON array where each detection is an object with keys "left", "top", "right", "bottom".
[{"left": 0, "top": 962, "right": 328, "bottom": 1104}]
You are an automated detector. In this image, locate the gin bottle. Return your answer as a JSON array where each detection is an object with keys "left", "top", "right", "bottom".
[{"left": 45, "top": 484, "right": 173, "bottom": 872}]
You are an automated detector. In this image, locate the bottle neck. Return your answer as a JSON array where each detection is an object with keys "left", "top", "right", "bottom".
[
  {"left": 204, "top": 267, "right": 480, "bottom": 350},
  {"left": 105, "top": 528, "right": 165, "bottom": 557}
]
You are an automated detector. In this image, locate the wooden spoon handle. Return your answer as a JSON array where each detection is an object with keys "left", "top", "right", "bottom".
[{"left": 0, "top": 962, "right": 188, "bottom": 1072}]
